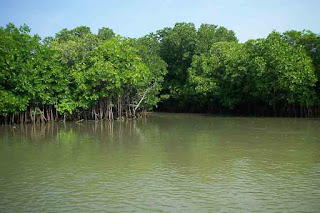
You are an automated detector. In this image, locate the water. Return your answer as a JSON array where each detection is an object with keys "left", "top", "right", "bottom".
[{"left": 0, "top": 113, "right": 320, "bottom": 212}]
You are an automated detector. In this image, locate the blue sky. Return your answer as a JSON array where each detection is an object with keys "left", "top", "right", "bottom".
[{"left": 0, "top": 0, "right": 319, "bottom": 42}]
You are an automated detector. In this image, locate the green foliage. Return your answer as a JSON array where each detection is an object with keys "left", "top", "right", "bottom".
[
  {"left": 98, "top": 27, "right": 115, "bottom": 41},
  {"left": 132, "top": 34, "right": 167, "bottom": 109},
  {"left": 51, "top": 26, "right": 99, "bottom": 67},
  {"left": 189, "top": 42, "right": 249, "bottom": 108},
  {"left": 1, "top": 21, "right": 319, "bottom": 121},
  {"left": 0, "top": 23, "right": 65, "bottom": 115},
  {"left": 158, "top": 22, "right": 239, "bottom": 109},
  {"left": 283, "top": 30, "right": 320, "bottom": 78},
  {"left": 247, "top": 32, "right": 316, "bottom": 107},
  {"left": 72, "top": 36, "right": 151, "bottom": 108},
  {"left": 159, "top": 22, "right": 197, "bottom": 95},
  {"left": 188, "top": 31, "right": 316, "bottom": 112},
  {"left": 0, "top": 23, "right": 167, "bottom": 120},
  {"left": 0, "top": 88, "right": 29, "bottom": 114},
  {"left": 195, "top": 24, "right": 238, "bottom": 54}
]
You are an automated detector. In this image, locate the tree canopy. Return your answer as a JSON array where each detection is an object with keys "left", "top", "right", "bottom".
[{"left": 1, "top": 22, "right": 320, "bottom": 124}]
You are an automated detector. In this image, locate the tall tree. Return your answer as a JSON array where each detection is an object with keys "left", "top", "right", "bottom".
[
  {"left": 195, "top": 24, "right": 238, "bottom": 54},
  {"left": 159, "top": 22, "right": 197, "bottom": 94}
]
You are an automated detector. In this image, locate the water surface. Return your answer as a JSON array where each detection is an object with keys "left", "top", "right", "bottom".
[{"left": 1, "top": 113, "right": 320, "bottom": 212}]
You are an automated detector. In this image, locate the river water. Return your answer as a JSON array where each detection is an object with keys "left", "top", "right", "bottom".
[{"left": 0, "top": 113, "right": 320, "bottom": 212}]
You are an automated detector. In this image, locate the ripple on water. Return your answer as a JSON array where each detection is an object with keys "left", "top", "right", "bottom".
[{"left": 1, "top": 115, "right": 320, "bottom": 212}]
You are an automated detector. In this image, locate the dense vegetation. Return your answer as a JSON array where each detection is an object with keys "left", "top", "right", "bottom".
[
  {"left": 1, "top": 22, "right": 320, "bottom": 124},
  {"left": 0, "top": 24, "right": 167, "bottom": 123}
]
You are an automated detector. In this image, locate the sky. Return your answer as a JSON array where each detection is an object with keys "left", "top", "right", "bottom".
[{"left": 0, "top": 0, "right": 319, "bottom": 42}]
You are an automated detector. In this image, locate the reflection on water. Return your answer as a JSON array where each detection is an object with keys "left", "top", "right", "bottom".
[{"left": 0, "top": 113, "right": 320, "bottom": 212}]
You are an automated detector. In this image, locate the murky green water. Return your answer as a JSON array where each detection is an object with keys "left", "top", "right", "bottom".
[{"left": 0, "top": 113, "right": 320, "bottom": 212}]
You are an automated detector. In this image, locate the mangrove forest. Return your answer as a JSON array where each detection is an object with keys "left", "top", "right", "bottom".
[{"left": 1, "top": 22, "right": 320, "bottom": 124}]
